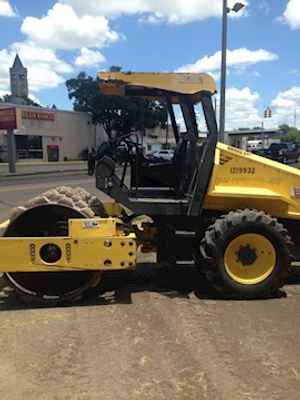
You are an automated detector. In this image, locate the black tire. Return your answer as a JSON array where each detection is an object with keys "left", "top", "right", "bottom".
[{"left": 199, "top": 209, "right": 293, "bottom": 299}]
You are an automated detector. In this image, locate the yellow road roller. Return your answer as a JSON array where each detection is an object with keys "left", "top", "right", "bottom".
[{"left": 0, "top": 72, "right": 299, "bottom": 304}]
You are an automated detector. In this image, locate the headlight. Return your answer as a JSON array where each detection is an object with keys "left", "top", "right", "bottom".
[{"left": 279, "top": 150, "right": 284, "bottom": 156}]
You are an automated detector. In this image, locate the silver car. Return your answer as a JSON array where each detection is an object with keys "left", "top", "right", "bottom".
[{"left": 151, "top": 150, "right": 174, "bottom": 161}]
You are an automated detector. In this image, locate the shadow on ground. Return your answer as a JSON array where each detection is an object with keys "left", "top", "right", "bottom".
[{"left": 0, "top": 264, "right": 299, "bottom": 311}]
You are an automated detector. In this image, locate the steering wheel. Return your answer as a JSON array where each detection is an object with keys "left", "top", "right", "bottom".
[
  {"left": 116, "top": 134, "right": 139, "bottom": 149},
  {"left": 114, "top": 134, "right": 138, "bottom": 162},
  {"left": 96, "top": 133, "right": 143, "bottom": 166}
]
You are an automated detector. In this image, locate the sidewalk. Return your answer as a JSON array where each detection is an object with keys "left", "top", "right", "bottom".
[{"left": 0, "top": 160, "right": 87, "bottom": 179}]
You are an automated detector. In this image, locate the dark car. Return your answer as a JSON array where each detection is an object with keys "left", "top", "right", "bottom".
[{"left": 254, "top": 142, "right": 300, "bottom": 164}]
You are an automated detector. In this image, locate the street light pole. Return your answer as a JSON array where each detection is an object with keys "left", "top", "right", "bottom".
[
  {"left": 7, "top": 128, "right": 16, "bottom": 174},
  {"left": 219, "top": 1, "right": 245, "bottom": 144},
  {"left": 219, "top": 0, "right": 228, "bottom": 144}
]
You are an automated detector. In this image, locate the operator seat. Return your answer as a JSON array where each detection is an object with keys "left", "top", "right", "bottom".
[{"left": 132, "top": 133, "right": 193, "bottom": 193}]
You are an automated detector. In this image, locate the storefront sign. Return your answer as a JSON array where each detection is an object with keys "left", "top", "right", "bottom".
[
  {"left": 0, "top": 108, "right": 18, "bottom": 130},
  {"left": 22, "top": 110, "right": 55, "bottom": 122}
]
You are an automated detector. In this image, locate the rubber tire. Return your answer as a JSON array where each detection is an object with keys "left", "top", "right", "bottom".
[
  {"left": 199, "top": 209, "right": 293, "bottom": 299},
  {"left": 2, "top": 186, "right": 107, "bottom": 305}
]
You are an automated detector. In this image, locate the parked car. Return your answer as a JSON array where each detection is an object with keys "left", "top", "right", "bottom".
[
  {"left": 247, "top": 140, "right": 263, "bottom": 152},
  {"left": 254, "top": 142, "right": 300, "bottom": 164},
  {"left": 151, "top": 149, "right": 174, "bottom": 161}
]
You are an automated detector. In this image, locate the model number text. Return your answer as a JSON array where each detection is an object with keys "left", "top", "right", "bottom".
[{"left": 230, "top": 167, "right": 256, "bottom": 174}]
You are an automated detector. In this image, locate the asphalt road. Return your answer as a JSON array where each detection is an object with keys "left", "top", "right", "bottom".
[{"left": 0, "top": 174, "right": 299, "bottom": 400}]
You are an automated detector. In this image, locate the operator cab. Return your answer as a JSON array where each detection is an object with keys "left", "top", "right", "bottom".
[
  {"left": 131, "top": 131, "right": 200, "bottom": 196},
  {"left": 95, "top": 72, "right": 218, "bottom": 217}
]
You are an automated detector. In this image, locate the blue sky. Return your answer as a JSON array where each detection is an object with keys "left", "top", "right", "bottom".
[{"left": 0, "top": 0, "right": 300, "bottom": 129}]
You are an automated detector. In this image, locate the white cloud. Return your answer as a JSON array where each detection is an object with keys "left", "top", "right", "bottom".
[
  {"left": 0, "top": 90, "right": 7, "bottom": 98},
  {"left": 12, "top": 42, "right": 73, "bottom": 74},
  {"left": 0, "top": 2, "right": 120, "bottom": 95},
  {"left": 0, "top": 49, "right": 15, "bottom": 94},
  {"left": 61, "top": 0, "right": 247, "bottom": 24},
  {"left": 178, "top": 86, "right": 261, "bottom": 131},
  {"left": 176, "top": 48, "right": 278, "bottom": 76},
  {"left": 21, "top": 3, "right": 119, "bottom": 50},
  {"left": 283, "top": 0, "right": 300, "bottom": 30},
  {"left": 0, "top": 2, "right": 121, "bottom": 96},
  {"left": 0, "top": 0, "right": 15, "bottom": 17},
  {"left": 224, "top": 87, "right": 261, "bottom": 130},
  {"left": 271, "top": 87, "right": 300, "bottom": 127},
  {"left": 75, "top": 48, "right": 106, "bottom": 67},
  {"left": 0, "top": 43, "right": 74, "bottom": 93},
  {"left": 1, "top": 0, "right": 250, "bottom": 101},
  {"left": 223, "top": 86, "right": 300, "bottom": 131},
  {"left": 13, "top": 42, "right": 74, "bottom": 92}
]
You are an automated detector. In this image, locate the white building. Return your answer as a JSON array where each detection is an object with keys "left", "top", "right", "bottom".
[
  {"left": 0, "top": 55, "right": 106, "bottom": 162},
  {"left": 0, "top": 104, "right": 106, "bottom": 162}
]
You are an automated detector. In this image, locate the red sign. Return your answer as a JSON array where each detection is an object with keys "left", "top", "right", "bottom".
[
  {"left": 0, "top": 108, "right": 17, "bottom": 130},
  {"left": 22, "top": 110, "right": 55, "bottom": 122}
]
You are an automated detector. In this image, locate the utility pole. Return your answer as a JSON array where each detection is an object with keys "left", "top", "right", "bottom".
[
  {"left": 219, "top": 0, "right": 228, "bottom": 144},
  {"left": 219, "top": 1, "right": 245, "bottom": 144},
  {"left": 7, "top": 128, "right": 16, "bottom": 174},
  {"left": 0, "top": 107, "right": 18, "bottom": 173}
]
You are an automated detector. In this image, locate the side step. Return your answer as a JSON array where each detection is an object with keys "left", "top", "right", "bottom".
[{"left": 174, "top": 230, "right": 197, "bottom": 263}]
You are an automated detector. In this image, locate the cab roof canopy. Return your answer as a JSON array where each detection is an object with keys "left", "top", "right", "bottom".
[{"left": 98, "top": 72, "right": 217, "bottom": 104}]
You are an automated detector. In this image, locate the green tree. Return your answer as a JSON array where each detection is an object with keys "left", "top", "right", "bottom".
[
  {"left": 279, "top": 124, "right": 300, "bottom": 142},
  {"left": 0, "top": 94, "right": 41, "bottom": 107},
  {"left": 66, "top": 72, "right": 167, "bottom": 139},
  {"left": 21, "top": 96, "right": 42, "bottom": 107},
  {"left": 109, "top": 66, "right": 122, "bottom": 72}
]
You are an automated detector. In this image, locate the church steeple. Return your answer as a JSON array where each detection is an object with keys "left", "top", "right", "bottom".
[
  {"left": 12, "top": 54, "right": 25, "bottom": 70},
  {"left": 10, "top": 54, "right": 29, "bottom": 101}
]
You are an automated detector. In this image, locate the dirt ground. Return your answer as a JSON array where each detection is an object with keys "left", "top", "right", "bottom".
[{"left": 0, "top": 175, "right": 299, "bottom": 400}]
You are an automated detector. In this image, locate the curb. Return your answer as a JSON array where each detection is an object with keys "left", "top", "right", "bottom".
[{"left": 0, "top": 169, "right": 88, "bottom": 181}]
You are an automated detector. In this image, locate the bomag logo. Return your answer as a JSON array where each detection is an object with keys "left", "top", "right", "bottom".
[{"left": 220, "top": 154, "right": 233, "bottom": 165}]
